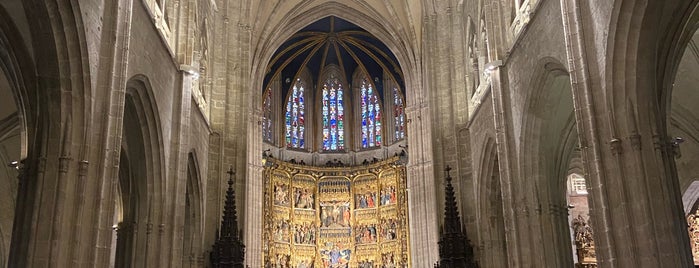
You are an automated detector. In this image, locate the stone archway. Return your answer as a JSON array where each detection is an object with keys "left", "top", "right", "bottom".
[
  {"left": 666, "top": 12, "right": 699, "bottom": 265},
  {"left": 476, "top": 138, "right": 507, "bottom": 268},
  {"left": 111, "top": 76, "right": 166, "bottom": 268},
  {"left": 559, "top": 0, "right": 699, "bottom": 265},
  {"left": 182, "top": 152, "right": 204, "bottom": 267},
  {"left": 519, "top": 58, "right": 578, "bottom": 267},
  {"left": 245, "top": 4, "right": 433, "bottom": 267},
  {"left": 0, "top": 6, "right": 32, "bottom": 266}
]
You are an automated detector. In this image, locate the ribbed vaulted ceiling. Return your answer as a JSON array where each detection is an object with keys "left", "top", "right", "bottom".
[{"left": 263, "top": 16, "right": 404, "bottom": 98}]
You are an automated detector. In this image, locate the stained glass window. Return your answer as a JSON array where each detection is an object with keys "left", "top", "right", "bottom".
[
  {"left": 321, "top": 76, "right": 344, "bottom": 151},
  {"left": 285, "top": 78, "right": 306, "bottom": 148},
  {"left": 393, "top": 87, "right": 405, "bottom": 141},
  {"left": 262, "top": 88, "right": 273, "bottom": 143},
  {"left": 360, "top": 77, "right": 381, "bottom": 148}
]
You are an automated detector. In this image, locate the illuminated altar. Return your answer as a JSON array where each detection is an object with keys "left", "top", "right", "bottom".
[{"left": 262, "top": 157, "right": 410, "bottom": 268}]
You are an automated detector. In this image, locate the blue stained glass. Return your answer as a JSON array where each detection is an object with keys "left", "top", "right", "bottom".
[
  {"left": 321, "top": 77, "right": 345, "bottom": 150},
  {"left": 285, "top": 79, "right": 306, "bottom": 148},
  {"left": 393, "top": 87, "right": 405, "bottom": 140},
  {"left": 262, "top": 88, "right": 273, "bottom": 143},
  {"left": 360, "top": 77, "right": 381, "bottom": 148}
]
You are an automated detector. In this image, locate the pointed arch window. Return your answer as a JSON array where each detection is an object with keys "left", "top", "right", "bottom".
[
  {"left": 393, "top": 87, "right": 405, "bottom": 141},
  {"left": 360, "top": 76, "right": 381, "bottom": 148},
  {"left": 262, "top": 88, "right": 273, "bottom": 143},
  {"left": 285, "top": 78, "right": 306, "bottom": 148},
  {"left": 321, "top": 75, "right": 345, "bottom": 151}
]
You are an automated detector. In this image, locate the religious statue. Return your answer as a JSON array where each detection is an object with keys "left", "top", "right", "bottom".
[
  {"left": 274, "top": 254, "right": 291, "bottom": 268},
  {"left": 274, "top": 219, "right": 290, "bottom": 242},
  {"left": 263, "top": 158, "right": 409, "bottom": 267},
  {"left": 380, "top": 186, "right": 397, "bottom": 206},
  {"left": 296, "top": 258, "right": 314, "bottom": 268},
  {"left": 275, "top": 182, "right": 290, "bottom": 206},
  {"left": 381, "top": 253, "right": 396, "bottom": 268},
  {"left": 572, "top": 215, "right": 597, "bottom": 266},
  {"left": 320, "top": 246, "right": 350, "bottom": 268},
  {"left": 354, "top": 224, "right": 377, "bottom": 244},
  {"left": 295, "top": 187, "right": 315, "bottom": 209},
  {"left": 380, "top": 219, "right": 398, "bottom": 241},
  {"left": 320, "top": 202, "right": 351, "bottom": 228},
  {"left": 355, "top": 192, "right": 376, "bottom": 209},
  {"left": 358, "top": 260, "right": 375, "bottom": 268},
  {"left": 293, "top": 222, "right": 317, "bottom": 245},
  {"left": 687, "top": 211, "right": 699, "bottom": 264}
]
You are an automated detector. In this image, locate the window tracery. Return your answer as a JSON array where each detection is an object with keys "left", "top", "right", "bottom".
[
  {"left": 263, "top": 88, "right": 273, "bottom": 143},
  {"left": 393, "top": 87, "right": 406, "bottom": 141},
  {"left": 321, "top": 74, "right": 345, "bottom": 151},
  {"left": 286, "top": 78, "right": 306, "bottom": 149},
  {"left": 359, "top": 76, "right": 382, "bottom": 148}
]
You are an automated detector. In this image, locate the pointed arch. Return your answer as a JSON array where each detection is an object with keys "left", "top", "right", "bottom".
[
  {"left": 247, "top": 4, "right": 433, "bottom": 266},
  {"left": 319, "top": 64, "right": 346, "bottom": 151},
  {"left": 5, "top": 0, "right": 93, "bottom": 266},
  {"left": 476, "top": 137, "right": 508, "bottom": 267},
  {"left": 284, "top": 68, "right": 312, "bottom": 149},
  {"left": 182, "top": 151, "right": 204, "bottom": 267},
  {"left": 0, "top": 6, "right": 36, "bottom": 267},
  {"left": 593, "top": 1, "right": 699, "bottom": 265},
  {"left": 352, "top": 69, "right": 382, "bottom": 149},
  {"left": 112, "top": 75, "right": 166, "bottom": 268},
  {"left": 519, "top": 58, "right": 578, "bottom": 267}
]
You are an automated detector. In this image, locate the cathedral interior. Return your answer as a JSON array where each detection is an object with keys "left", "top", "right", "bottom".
[{"left": 0, "top": 0, "right": 698, "bottom": 267}]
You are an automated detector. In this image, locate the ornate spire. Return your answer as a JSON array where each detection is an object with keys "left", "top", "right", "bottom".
[
  {"left": 437, "top": 166, "right": 478, "bottom": 268},
  {"left": 210, "top": 167, "right": 246, "bottom": 267}
]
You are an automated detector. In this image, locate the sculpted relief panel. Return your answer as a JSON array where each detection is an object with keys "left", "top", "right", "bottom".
[{"left": 263, "top": 158, "right": 409, "bottom": 268}]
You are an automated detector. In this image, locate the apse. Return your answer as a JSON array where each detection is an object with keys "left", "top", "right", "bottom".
[
  {"left": 260, "top": 16, "right": 410, "bottom": 267},
  {"left": 261, "top": 16, "right": 406, "bottom": 161}
]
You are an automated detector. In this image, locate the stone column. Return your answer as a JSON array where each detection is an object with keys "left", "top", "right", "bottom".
[
  {"left": 405, "top": 102, "right": 439, "bottom": 267},
  {"left": 488, "top": 65, "right": 529, "bottom": 267},
  {"left": 245, "top": 109, "right": 265, "bottom": 267},
  {"left": 560, "top": 0, "right": 694, "bottom": 266}
]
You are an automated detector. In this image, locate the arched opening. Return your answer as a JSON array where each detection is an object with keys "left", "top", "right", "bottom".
[
  {"left": 596, "top": 0, "right": 699, "bottom": 264},
  {"left": 113, "top": 95, "right": 151, "bottom": 268},
  {"left": 110, "top": 76, "right": 164, "bottom": 268},
  {"left": 0, "top": 4, "right": 34, "bottom": 267},
  {"left": 563, "top": 150, "right": 595, "bottom": 266},
  {"left": 248, "top": 5, "right": 431, "bottom": 265},
  {"left": 668, "top": 21, "right": 699, "bottom": 265},
  {"left": 259, "top": 15, "right": 412, "bottom": 267},
  {"left": 521, "top": 59, "right": 584, "bottom": 267},
  {"left": 477, "top": 140, "right": 507, "bottom": 268},
  {"left": 0, "top": 42, "right": 22, "bottom": 268},
  {"left": 182, "top": 152, "right": 202, "bottom": 267}
]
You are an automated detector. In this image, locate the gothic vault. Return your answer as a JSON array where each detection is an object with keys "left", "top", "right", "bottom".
[{"left": 0, "top": 0, "right": 698, "bottom": 267}]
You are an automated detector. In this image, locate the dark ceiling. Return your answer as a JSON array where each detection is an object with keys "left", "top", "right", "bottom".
[{"left": 263, "top": 16, "right": 404, "bottom": 100}]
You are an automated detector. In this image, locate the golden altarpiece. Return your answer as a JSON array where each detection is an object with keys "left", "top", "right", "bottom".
[{"left": 262, "top": 157, "right": 410, "bottom": 267}]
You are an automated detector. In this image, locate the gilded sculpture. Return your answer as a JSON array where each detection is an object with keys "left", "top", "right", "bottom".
[{"left": 263, "top": 157, "right": 410, "bottom": 267}]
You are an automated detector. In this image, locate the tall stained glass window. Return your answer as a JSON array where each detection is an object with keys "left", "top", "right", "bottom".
[
  {"left": 321, "top": 75, "right": 345, "bottom": 151},
  {"left": 262, "top": 88, "right": 273, "bottom": 143},
  {"left": 285, "top": 78, "right": 306, "bottom": 148},
  {"left": 393, "top": 87, "right": 405, "bottom": 140},
  {"left": 360, "top": 77, "right": 381, "bottom": 148}
]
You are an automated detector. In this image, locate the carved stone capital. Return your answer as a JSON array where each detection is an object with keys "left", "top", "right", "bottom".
[
  {"left": 59, "top": 155, "right": 73, "bottom": 173},
  {"left": 78, "top": 160, "right": 89, "bottom": 176},
  {"left": 609, "top": 138, "right": 622, "bottom": 155},
  {"left": 628, "top": 133, "right": 641, "bottom": 150}
]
